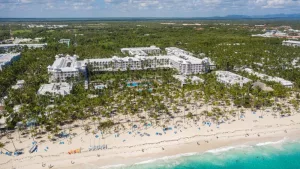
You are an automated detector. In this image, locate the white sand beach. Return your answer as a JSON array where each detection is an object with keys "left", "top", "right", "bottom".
[{"left": 1, "top": 107, "right": 300, "bottom": 169}]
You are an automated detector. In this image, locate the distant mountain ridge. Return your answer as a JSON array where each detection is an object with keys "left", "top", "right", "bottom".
[{"left": 218, "top": 13, "right": 300, "bottom": 19}]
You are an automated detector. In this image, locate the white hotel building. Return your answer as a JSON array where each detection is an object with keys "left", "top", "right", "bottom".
[
  {"left": 121, "top": 46, "right": 161, "bottom": 56},
  {"left": 47, "top": 54, "right": 86, "bottom": 82},
  {"left": 86, "top": 47, "right": 215, "bottom": 75},
  {"left": 47, "top": 47, "right": 215, "bottom": 83}
]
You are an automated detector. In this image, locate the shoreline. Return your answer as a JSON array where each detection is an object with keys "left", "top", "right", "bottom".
[
  {"left": 1, "top": 110, "right": 300, "bottom": 169},
  {"left": 77, "top": 128, "right": 300, "bottom": 169}
]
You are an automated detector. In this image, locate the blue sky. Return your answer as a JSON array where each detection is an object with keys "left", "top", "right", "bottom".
[{"left": 0, "top": 0, "right": 300, "bottom": 18}]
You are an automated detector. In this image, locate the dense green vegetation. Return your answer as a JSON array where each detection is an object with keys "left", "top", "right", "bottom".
[{"left": 0, "top": 20, "right": 299, "bottom": 137}]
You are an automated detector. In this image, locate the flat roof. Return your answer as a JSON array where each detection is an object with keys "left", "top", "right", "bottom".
[
  {"left": 121, "top": 46, "right": 160, "bottom": 51},
  {"left": 244, "top": 68, "right": 293, "bottom": 86},
  {"left": 38, "top": 83, "right": 72, "bottom": 95},
  {"left": 0, "top": 43, "right": 47, "bottom": 48},
  {"left": 283, "top": 40, "right": 300, "bottom": 44}
]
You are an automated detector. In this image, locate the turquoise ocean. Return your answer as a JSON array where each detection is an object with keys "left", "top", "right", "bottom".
[{"left": 105, "top": 138, "right": 300, "bottom": 169}]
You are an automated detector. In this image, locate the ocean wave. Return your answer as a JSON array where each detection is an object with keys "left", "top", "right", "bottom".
[
  {"left": 134, "top": 152, "right": 198, "bottom": 165},
  {"left": 206, "top": 145, "right": 252, "bottom": 154},
  {"left": 256, "top": 137, "right": 288, "bottom": 147}
]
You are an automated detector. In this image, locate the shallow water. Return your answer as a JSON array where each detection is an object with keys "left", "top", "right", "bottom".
[{"left": 121, "top": 138, "right": 300, "bottom": 169}]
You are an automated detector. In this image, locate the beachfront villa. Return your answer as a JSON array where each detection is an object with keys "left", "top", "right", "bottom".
[
  {"left": 215, "top": 71, "right": 252, "bottom": 87},
  {"left": 244, "top": 68, "right": 293, "bottom": 88},
  {"left": 0, "top": 53, "right": 21, "bottom": 71}
]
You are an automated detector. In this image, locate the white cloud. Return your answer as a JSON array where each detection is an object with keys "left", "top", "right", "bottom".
[
  {"left": 0, "top": 0, "right": 300, "bottom": 17},
  {"left": 251, "top": 0, "right": 299, "bottom": 8},
  {"left": 0, "top": 0, "right": 97, "bottom": 10}
]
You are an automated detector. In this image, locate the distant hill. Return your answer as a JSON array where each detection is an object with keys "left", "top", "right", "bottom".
[{"left": 211, "top": 14, "right": 300, "bottom": 20}]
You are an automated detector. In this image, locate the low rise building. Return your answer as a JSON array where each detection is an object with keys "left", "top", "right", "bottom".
[
  {"left": 282, "top": 40, "right": 300, "bottom": 47},
  {"left": 216, "top": 71, "right": 252, "bottom": 87},
  {"left": 13, "top": 38, "right": 32, "bottom": 44},
  {"left": 59, "top": 39, "right": 71, "bottom": 47},
  {"left": 244, "top": 68, "right": 293, "bottom": 88},
  {"left": 0, "top": 43, "right": 47, "bottom": 50},
  {"left": 12, "top": 80, "right": 25, "bottom": 90},
  {"left": 37, "top": 83, "right": 72, "bottom": 96},
  {"left": 0, "top": 53, "right": 21, "bottom": 71},
  {"left": 252, "top": 30, "right": 287, "bottom": 38},
  {"left": 173, "top": 75, "right": 204, "bottom": 87}
]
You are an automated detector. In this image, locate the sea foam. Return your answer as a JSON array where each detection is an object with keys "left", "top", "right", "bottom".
[
  {"left": 256, "top": 137, "right": 288, "bottom": 147},
  {"left": 134, "top": 152, "right": 198, "bottom": 165},
  {"left": 206, "top": 145, "right": 252, "bottom": 154}
]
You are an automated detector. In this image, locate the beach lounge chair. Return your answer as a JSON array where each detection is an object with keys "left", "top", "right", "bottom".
[{"left": 29, "top": 143, "right": 38, "bottom": 153}]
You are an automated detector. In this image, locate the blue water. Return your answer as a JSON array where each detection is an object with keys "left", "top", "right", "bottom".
[
  {"left": 120, "top": 139, "right": 300, "bottom": 169},
  {"left": 127, "top": 82, "right": 139, "bottom": 87}
]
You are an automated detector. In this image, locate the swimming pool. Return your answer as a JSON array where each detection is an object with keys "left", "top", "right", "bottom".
[{"left": 127, "top": 82, "right": 139, "bottom": 87}]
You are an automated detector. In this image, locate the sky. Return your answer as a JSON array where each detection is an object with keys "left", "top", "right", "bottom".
[{"left": 0, "top": 0, "right": 300, "bottom": 18}]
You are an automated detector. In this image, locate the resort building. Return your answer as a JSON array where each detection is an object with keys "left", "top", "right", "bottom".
[
  {"left": 215, "top": 71, "right": 252, "bottom": 87},
  {"left": 121, "top": 46, "right": 161, "bottom": 56},
  {"left": 166, "top": 47, "right": 215, "bottom": 74},
  {"left": 12, "top": 80, "right": 25, "bottom": 90},
  {"left": 244, "top": 68, "right": 293, "bottom": 88},
  {"left": 47, "top": 54, "right": 87, "bottom": 82},
  {"left": 0, "top": 53, "right": 21, "bottom": 71},
  {"left": 86, "top": 55, "right": 171, "bottom": 72},
  {"left": 47, "top": 47, "right": 215, "bottom": 87},
  {"left": 86, "top": 47, "right": 215, "bottom": 75},
  {"left": 37, "top": 83, "right": 72, "bottom": 96},
  {"left": 282, "top": 40, "right": 300, "bottom": 47}
]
